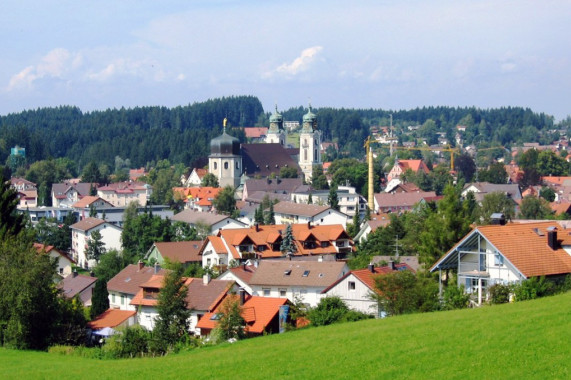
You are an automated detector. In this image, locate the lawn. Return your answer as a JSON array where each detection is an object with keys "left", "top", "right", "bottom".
[{"left": 1, "top": 292, "right": 569, "bottom": 379}]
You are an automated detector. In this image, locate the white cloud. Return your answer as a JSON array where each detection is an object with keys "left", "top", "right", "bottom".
[
  {"left": 7, "top": 48, "right": 78, "bottom": 90},
  {"left": 263, "top": 46, "right": 324, "bottom": 79}
]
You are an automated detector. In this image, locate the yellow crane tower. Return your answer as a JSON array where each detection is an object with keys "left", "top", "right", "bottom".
[{"left": 364, "top": 136, "right": 375, "bottom": 211}]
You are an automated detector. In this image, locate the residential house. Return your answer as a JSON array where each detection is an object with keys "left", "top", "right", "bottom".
[
  {"left": 107, "top": 263, "right": 167, "bottom": 311},
  {"left": 244, "top": 127, "right": 268, "bottom": 142},
  {"left": 171, "top": 209, "right": 246, "bottom": 236},
  {"left": 199, "top": 223, "right": 354, "bottom": 270},
  {"left": 69, "top": 217, "right": 123, "bottom": 268},
  {"left": 372, "top": 256, "right": 421, "bottom": 272},
  {"left": 145, "top": 241, "right": 203, "bottom": 266},
  {"left": 322, "top": 262, "right": 414, "bottom": 317},
  {"left": 58, "top": 271, "right": 97, "bottom": 307},
  {"left": 249, "top": 260, "right": 349, "bottom": 307},
  {"left": 173, "top": 186, "right": 221, "bottom": 212},
  {"left": 129, "top": 167, "right": 148, "bottom": 182},
  {"left": 462, "top": 182, "right": 522, "bottom": 202},
  {"left": 21, "top": 206, "right": 75, "bottom": 224},
  {"left": 354, "top": 214, "right": 391, "bottom": 243},
  {"left": 218, "top": 263, "right": 258, "bottom": 295},
  {"left": 273, "top": 201, "right": 349, "bottom": 228},
  {"left": 387, "top": 159, "right": 430, "bottom": 182},
  {"left": 11, "top": 177, "right": 38, "bottom": 208},
  {"left": 88, "top": 309, "right": 137, "bottom": 333},
  {"left": 97, "top": 181, "right": 151, "bottom": 207},
  {"left": 34, "top": 243, "right": 75, "bottom": 277},
  {"left": 430, "top": 221, "right": 571, "bottom": 305},
  {"left": 373, "top": 191, "right": 437, "bottom": 213},
  {"left": 130, "top": 274, "right": 234, "bottom": 334},
  {"left": 196, "top": 293, "right": 289, "bottom": 337},
  {"left": 242, "top": 178, "right": 304, "bottom": 202},
  {"left": 290, "top": 184, "right": 367, "bottom": 217},
  {"left": 181, "top": 168, "right": 208, "bottom": 187},
  {"left": 52, "top": 181, "right": 95, "bottom": 208},
  {"left": 72, "top": 196, "right": 114, "bottom": 219}
]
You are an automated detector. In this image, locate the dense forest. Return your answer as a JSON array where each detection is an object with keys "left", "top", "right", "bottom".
[{"left": 0, "top": 96, "right": 564, "bottom": 173}]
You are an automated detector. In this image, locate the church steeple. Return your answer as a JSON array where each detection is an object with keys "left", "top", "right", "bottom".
[
  {"left": 299, "top": 103, "right": 321, "bottom": 182},
  {"left": 266, "top": 104, "right": 286, "bottom": 146}
]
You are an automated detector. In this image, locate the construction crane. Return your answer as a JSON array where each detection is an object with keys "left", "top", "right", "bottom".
[
  {"left": 364, "top": 136, "right": 375, "bottom": 211},
  {"left": 393, "top": 145, "right": 460, "bottom": 171}
]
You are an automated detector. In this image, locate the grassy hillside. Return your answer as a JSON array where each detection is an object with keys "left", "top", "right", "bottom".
[{"left": 1, "top": 292, "right": 570, "bottom": 379}]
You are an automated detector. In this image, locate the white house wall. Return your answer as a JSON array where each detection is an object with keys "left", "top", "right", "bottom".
[
  {"left": 324, "top": 274, "right": 379, "bottom": 316},
  {"left": 250, "top": 284, "right": 324, "bottom": 308}
]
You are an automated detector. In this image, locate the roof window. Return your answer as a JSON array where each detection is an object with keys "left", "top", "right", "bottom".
[
  {"left": 284, "top": 269, "right": 292, "bottom": 276},
  {"left": 302, "top": 270, "right": 310, "bottom": 277}
]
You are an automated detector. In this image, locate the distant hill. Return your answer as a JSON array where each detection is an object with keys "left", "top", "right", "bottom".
[{"left": 1, "top": 291, "right": 569, "bottom": 379}]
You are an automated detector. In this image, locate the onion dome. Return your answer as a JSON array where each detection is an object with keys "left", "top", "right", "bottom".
[
  {"left": 302, "top": 104, "right": 317, "bottom": 131},
  {"left": 210, "top": 120, "right": 240, "bottom": 155}
]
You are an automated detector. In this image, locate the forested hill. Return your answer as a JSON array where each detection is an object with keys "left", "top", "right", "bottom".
[
  {"left": 0, "top": 96, "right": 263, "bottom": 169},
  {"left": 0, "top": 96, "right": 561, "bottom": 170}
]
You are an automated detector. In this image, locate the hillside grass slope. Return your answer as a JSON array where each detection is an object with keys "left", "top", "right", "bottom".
[{"left": 1, "top": 292, "right": 570, "bottom": 379}]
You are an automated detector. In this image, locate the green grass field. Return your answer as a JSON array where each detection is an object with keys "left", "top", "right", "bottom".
[{"left": 1, "top": 292, "right": 570, "bottom": 379}]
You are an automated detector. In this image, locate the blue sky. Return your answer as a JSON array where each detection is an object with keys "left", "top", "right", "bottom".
[{"left": 2, "top": 0, "right": 570, "bottom": 120}]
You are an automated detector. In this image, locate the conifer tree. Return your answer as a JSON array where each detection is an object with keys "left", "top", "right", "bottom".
[
  {"left": 90, "top": 279, "right": 109, "bottom": 319},
  {"left": 280, "top": 223, "right": 297, "bottom": 256},
  {"left": 264, "top": 203, "right": 275, "bottom": 225}
]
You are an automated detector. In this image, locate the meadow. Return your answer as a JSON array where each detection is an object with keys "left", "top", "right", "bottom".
[{"left": 1, "top": 291, "right": 569, "bottom": 380}]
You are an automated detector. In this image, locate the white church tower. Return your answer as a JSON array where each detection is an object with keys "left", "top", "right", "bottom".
[
  {"left": 208, "top": 118, "right": 242, "bottom": 188},
  {"left": 265, "top": 105, "right": 286, "bottom": 146},
  {"left": 299, "top": 105, "right": 321, "bottom": 182}
]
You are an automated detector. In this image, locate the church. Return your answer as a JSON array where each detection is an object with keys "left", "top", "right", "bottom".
[{"left": 208, "top": 106, "right": 322, "bottom": 187}]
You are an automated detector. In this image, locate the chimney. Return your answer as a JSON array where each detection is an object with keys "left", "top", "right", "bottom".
[
  {"left": 138, "top": 260, "right": 144, "bottom": 271},
  {"left": 547, "top": 230, "right": 558, "bottom": 250},
  {"left": 318, "top": 255, "right": 323, "bottom": 262},
  {"left": 203, "top": 273, "right": 211, "bottom": 285},
  {"left": 255, "top": 223, "right": 259, "bottom": 232},
  {"left": 90, "top": 271, "right": 95, "bottom": 277},
  {"left": 254, "top": 259, "right": 259, "bottom": 268},
  {"left": 72, "top": 269, "right": 78, "bottom": 278},
  {"left": 239, "top": 287, "right": 246, "bottom": 306},
  {"left": 307, "top": 221, "right": 311, "bottom": 229},
  {"left": 388, "top": 260, "right": 396, "bottom": 270},
  {"left": 368, "top": 263, "right": 375, "bottom": 273},
  {"left": 154, "top": 263, "right": 160, "bottom": 274}
]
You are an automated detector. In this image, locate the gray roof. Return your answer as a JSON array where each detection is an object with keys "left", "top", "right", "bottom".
[
  {"left": 70, "top": 217, "right": 105, "bottom": 232},
  {"left": 244, "top": 178, "right": 304, "bottom": 194},
  {"left": 464, "top": 182, "right": 522, "bottom": 200},
  {"left": 59, "top": 273, "right": 97, "bottom": 302},
  {"left": 171, "top": 209, "right": 231, "bottom": 226},
  {"left": 273, "top": 201, "right": 330, "bottom": 217},
  {"left": 249, "top": 260, "right": 348, "bottom": 287},
  {"left": 374, "top": 191, "right": 437, "bottom": 208},
  {"left": 107, "top": 264, "right": 168, "bottom": 296}
]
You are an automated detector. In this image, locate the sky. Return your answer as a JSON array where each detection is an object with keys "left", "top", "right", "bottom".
[{"left": 1, "top": 0, "right": 570, "bottom": 120}]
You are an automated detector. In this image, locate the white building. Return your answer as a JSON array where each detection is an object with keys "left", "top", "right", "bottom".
[
  {"left": 273, "top": 201, "right": 348, "bottom": 229},
  {"left": 69, "top": 217, "right": 123, "bottom": 268}
]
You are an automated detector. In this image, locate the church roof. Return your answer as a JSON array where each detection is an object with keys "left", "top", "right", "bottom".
[{"left": 241, "top": 143, "right": 301, "bottom": 177}]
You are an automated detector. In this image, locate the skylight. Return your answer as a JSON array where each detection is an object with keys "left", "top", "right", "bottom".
[
  {"left": 302, "top": 270, "right": 310, "bottom": 277},
  {"left": 284, "top": 269, "right": 292, "bottom": 276}
]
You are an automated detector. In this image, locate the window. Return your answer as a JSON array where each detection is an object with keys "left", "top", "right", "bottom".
[
  {"left": 494, "top": 253, "right": 504, "bottom": 266},
  {"left": 224, "top": 162, "right": 229, "bottom": 170},
  {"left": 207, "top": 258, "right": 211, "bottom": 266},
  {"left": 348, "top": 281, "right": 356, "bottom": 291},
  {"left": 302, "top": 270, "right": 310, "bottom": 277},
  {"left": 236, "top": 161, "right": 239, "bottom": 169},
  {"left": 213, "top": 162, "right": 217, "bottom": 170},
  {"left": 263, "top": 288, "right": 271, "bottom": 296},
  {"left": 320, "top": 241, "right": 329, "bottom": 248},
  {"left": 284, "top": 269, "right": 292, "bottom": 276},
  {"left": 112, "top": 294, "right": 116, "bottom": 303},
  {"left": 120, "top": 295, "right": 125, "bottom": 305},
  {"left": 279, "top": 288, "right": 287, "bottom": 297}
]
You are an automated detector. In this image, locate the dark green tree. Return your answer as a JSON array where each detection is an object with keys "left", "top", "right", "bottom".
[
  {"left": 153, "top": 264, "right": 191, "bottom": 353},
  {"left": 81, "top": 161, "right": 103, "bottom": 184},
  {"left": 90, "top": 279, "right": 110, "bottom": 319},
  {"left": 280, "top": 223, "right": 297, "bottom": 256},
  {"left": 454, "top": 154, "right": 476, "bottom": 182},
  {"left": 478, "top": 192, "right": 516, "bottom": 223},
  {"left": 94, "top": 249, "right": 125, "bottom": 283},
  {"left": 264, "top": 203, "right": 275, "bottom": 225},
  {"left": 539, "top": 187, "right": 556, "bottom": 202},
  {"left": 347, "top": 205, "right": 361, "bottom": 238},
  {"left": 328, "top": 185, "right": 339, "bottom": 210},
  {"left": 0, "top": 170, "right": 26, "bottom": 240},
  {"left": 215, "top": 296, "right": 245, "bottom": 341},
  {"left": 478, "top": 162, "right": 508, "bottom": 184},
  {"left": 311, "top": 165, "right": 328, "bottom": 190},
  {"left": 519, "top": 196, "right": 553, "bottom": 219},
  {"left": 86, "top": 229, "right": 106, "bottom": 263},
  {"left": 213, "top": 186, "right": 236, "bottom": 215},
  {"left": 200, "top": 173, "right": 219, "bottom": 188},
  {"left": 279, "top": 166, "right": 298, "bottom": 178},
  {"left": 254, "top": 204, "right": 265, "bottom": 224}
]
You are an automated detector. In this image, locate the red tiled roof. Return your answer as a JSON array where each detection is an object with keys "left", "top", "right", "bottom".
[
  {"left": 87, "top": 309, "right": 136, "bottom": 329},
  {"left": 322, "top": 263, "right": 414, "bottom": 294},
  {"left": 244, "top": 127, "right": 268, "bottom": 138},
  {"left": 107, "top": 264, "right": 168, "bottom": 296},
  {"left": 196, "top": 295, "right": 287, "bottom": 334}
]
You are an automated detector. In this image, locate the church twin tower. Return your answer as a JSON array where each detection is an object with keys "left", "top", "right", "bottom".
[{"left": 208, "top": 106, "right": 321, "bottom": 187}]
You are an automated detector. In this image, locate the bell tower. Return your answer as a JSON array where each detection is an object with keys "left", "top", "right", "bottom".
[
  {"left": 266, "top": 105, "right": 286, "bottom": 146},
  {"left": 298, "top": 104, "right": 321, "bottom": 182},
  {"left": 208, "top": 118, "right": 242, "bottom": 188}
]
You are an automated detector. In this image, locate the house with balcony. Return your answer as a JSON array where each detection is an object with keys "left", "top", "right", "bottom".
[
  {"left": 97, "top": 181, "right": 151, "bottom": 207},
  {"left": 430, "top": 221, "right": 571, "bottom": 306},
  {"left": 69, "top": 217, "right": 122, "bottom": 268},
  {"left": 199, "top": 223, "right": 354, "bottom": 270},
  {"left": 52, "top": 181, "right": 95, "bottom": 208},
  {"left": 107, "top": 263, "right": 167, "bottom": 311}
]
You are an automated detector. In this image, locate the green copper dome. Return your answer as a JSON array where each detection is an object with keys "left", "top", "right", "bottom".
[{"left": 269, "top": 105, "right": 283, "bottom": 123}]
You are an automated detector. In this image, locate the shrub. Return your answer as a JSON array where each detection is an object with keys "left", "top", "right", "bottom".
[
  {"left": 103, "top": 326, "right": 151, "bottom": 358},
  {"left": 442, "top": 285, "right": 471, "bottom": 309},
  {"left": 488, "top": 284, "right": 511, "bottom": 304},
  {"left": 308, "top": 297, "right": 349, "bottom": 326},
  {"left": 513, "top": 277, "right": 556, "bottom": 301}
]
